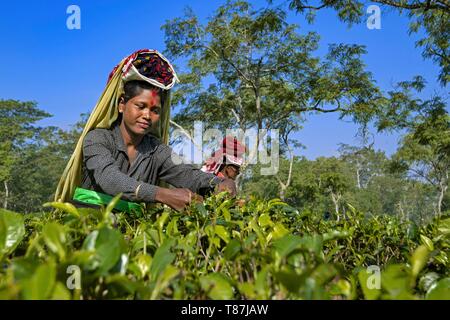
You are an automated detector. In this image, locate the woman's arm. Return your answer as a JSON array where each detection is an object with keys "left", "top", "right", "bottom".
[
  {"left": 83, "top": 130, "right": 203, "bottom": 210},
  {"left": 83, "top": 130, "right": 159, "bottom": 202},
  {"left": 156, "top": 144, "right": 237, "bottom": 197}
]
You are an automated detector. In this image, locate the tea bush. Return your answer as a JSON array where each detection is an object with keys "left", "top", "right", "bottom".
[{"left": 0, "top": 193, "right": 448, "bottom": 300}]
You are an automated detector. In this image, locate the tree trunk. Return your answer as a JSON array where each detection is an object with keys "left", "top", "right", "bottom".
[
  {"left": 397, "top": 200, "right": 406, "bottom": 222},
  {"left": 356, "top": 162, "right": 361, "bottom": 189},
  {"left": 279, "top": 186, "right": 286, "bottom": 201},
  {"left": 256, "top": 94, "right": 262, "bottom": 133},
  {"left": 437, "top": 183, "right": 447, "bottom": 217},
  {"left": 331, "top": 192, "right": 340, "bottom": 221},
  {"left": 276, "top": 152, "right": 294, "bottom": 202},
  {"left": 3, "top": 181, "right": 8, "bottom": 210},
  {"left": 247, "top": 93, "right": 262, "bottom": 166}
]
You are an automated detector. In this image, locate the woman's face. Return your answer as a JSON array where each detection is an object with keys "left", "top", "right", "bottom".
[
  {"left": 119, "top": 88, "right": 161, "bottom": 136},
  {"left": 224, "top": 164, "right": 240, "bottom": 180}
]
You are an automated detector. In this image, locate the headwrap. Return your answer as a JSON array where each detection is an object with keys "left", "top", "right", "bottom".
[
  {"left": 54, "top": 49, "right": 179, "bottom": 202},
  {"left": 201, "top": 136, "right": 246, "bottom": 175}
]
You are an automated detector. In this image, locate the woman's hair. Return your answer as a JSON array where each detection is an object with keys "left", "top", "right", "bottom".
[
  {"left": 116, "top": 80, "right": 164, "bottom": 126},
  {"left": 122, "top": 80, "right": 162, "bottom": 103}
]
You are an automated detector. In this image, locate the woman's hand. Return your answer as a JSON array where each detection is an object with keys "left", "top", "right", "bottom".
[
  {"left": 154, "top": 187, "right": 203, "bottom": 211},
  {"left": 216, "top": 178, "right": 237, "bottom": 197}
]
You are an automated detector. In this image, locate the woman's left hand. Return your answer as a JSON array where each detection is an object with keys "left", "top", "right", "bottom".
[{"left": 216, "top": 178, "right": 237, "bottom": 197}]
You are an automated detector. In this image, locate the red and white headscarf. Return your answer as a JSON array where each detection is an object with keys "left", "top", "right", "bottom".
[{"left": 201, "top": 136, "right": 246, "bottom": 175}]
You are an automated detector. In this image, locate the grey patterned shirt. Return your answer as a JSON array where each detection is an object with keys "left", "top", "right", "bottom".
[{"left": 81, "top": 124, "right": 223, "bottom": 203}]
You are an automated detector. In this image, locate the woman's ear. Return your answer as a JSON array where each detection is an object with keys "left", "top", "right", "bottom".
[{"left": 118, "top": 96, "right": 125, "bottom": 113}]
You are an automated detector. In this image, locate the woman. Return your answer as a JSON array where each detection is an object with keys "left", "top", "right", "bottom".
[
  {"left": 54, "top": 49, "right": 236, "bottom": 213},
  {"left": 201, "top": 136, "right": 245, "bottom": 181}
]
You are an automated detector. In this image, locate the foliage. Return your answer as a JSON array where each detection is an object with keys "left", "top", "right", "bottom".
[
  {"left": 0, "top": 100, "right": 51, "bottom": 209},
  {"left": 0, "top": 103, "right": 86, "bottom": 213},
  {"left": 162, "top": 0, "right": 383, "bottom": 156},
  {"left": 242, "top": 151, "right": 441, "bottom": 223},
  {"left": 0, "top": 194, "right": 448, "bottom": 300},
  {"left": 281, "top": 0, "right": 449, "bottom": 85}
]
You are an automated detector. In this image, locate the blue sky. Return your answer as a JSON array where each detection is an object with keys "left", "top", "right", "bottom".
[{"left": 0, "top": 0, "right": 446, "bottom": 160}]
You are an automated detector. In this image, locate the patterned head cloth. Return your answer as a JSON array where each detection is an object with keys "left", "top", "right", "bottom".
[
  {"left": 54, "top": 49, "right": 178, "bottom": 202},
  {"left": 201, "top": 136, "right": 246, "bottom": 175},
  {"left": 108, "top": 49, "right": 178, "bottom": 89}
]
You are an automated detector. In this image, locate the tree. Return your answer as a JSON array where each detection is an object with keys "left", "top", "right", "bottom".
[
  {"left": 310, "top": 157, "right": 353, "bottom": 220},
  {"left": 338, "top": 143, "right": 387, "bottom": 189},
  {"left": 282, "top": 0, "right": 450, "bottom": 85},
  {"left": 392, "top": 97, "right": 450, "bottom": 216},
  {"left": 162, "top": 0, "right": 383, "bottom": 197},
  {"left": 372, "top": 76, "right": 449, "bottom": 216},
  {"left": 7, "top": 113, "right": 87, "bottom": 213},
  {"left": 0, "top": 100, "right": 50, "bottom": 209}
]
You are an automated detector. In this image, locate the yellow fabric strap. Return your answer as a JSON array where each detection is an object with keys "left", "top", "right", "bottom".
[{"left": 54, "top": 59, "right": 172, "bottom": 203}]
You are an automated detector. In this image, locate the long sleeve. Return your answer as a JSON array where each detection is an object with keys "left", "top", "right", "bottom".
[
  {"left": 83, "top": 130, "right": 158, "bottom": 202},
  {"left": 156, "top": 144, "right": 224, "bottom": 195}
]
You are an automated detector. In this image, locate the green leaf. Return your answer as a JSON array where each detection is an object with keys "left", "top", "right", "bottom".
[
  {"left": 133, "top": 253, "right": 152, "bottom": 279},
  {"left": 0, "top": 210, "right": 25, "bottom": 258},
  {"left": 274, "top": 269, "right": 304, "bottom": 293},
  {"left": 358, "top": 268, "right": 381, "bottom": 300},
  {"left": 156, "top": 211, "right": 170, "bottom": 243},
  {"left": 330, "top": 279, "right": 352, "bottom": 298},
  {"left": 267, "top": 198, "right": 288, "bottom": 209},
  {"left": 437, "top": 218, "right": 450, "bottom": 237},
  {"left": 249, "top": 218, "right": 266, "bottom": 248},
  {"left": 200, "top": 273, "right": 234, "bottom": 300},
  {"left": 426, "top": 278, "right": 450, "bottom": 300},
  {"left": 50, "top": 282, "right": 71, "bottom": 300},
  {"left": 273, "top": 235, "right": 302, "bottom": 259},
  {"left": 151, "top": 265, "right": 179, "bottom": 299},
  {"left": 21, "top": 262, "right": 56, "bottom": 300},
  {"left": 82, "top": 227, "right": 126, "bottom": 275},
  {"left": 322, "top": 230, "right": 350, "bottom": 242},
  {"left": 105, "top": 274, "right": 139, "bottom": 296},
  {"left": 411, "top": 245, "right": 429, "bottom": 278},
  {"left": 42, "top": 223, "right": 67, "bottom": 261},
  {"left": 258, "top": 214, "right": 273, "bottom": 228},
  {"left": 150, "top": 238, "right": 176, "bottom": 281},
  {"left": 218, "top": 200, "right": 233, "bottom": 222},
  {"left": 300, "top": 235, "right": 323, "bottom": 256},
  {"left": 381, "top": 264, "right": 414, "bottom": 299},
  {"left": 43, "top": 202, "right": 80, "bottom": 218},
  {"left": 238, "top": 282, "right": 255, "bottom": 299},
  {"left": 166, "top": 216, "right": 179, "bottom": 236},
  {"left": 311, "top": 264, "right": 337, "bottom": 285},
  {"left": 224, "top": 239, "right": 241, "bottom": 261},
  {"left": 11, "top": 257, "right": 39, "bottom": 280},
  {"left": 420, "top": 234, "right": 434, "bottom": 251},
  {"left": 214, "top": 225, "right": 230, "bottom": 244},
  {"left": 195, "top": 203, "right": 208, "bottom": 218},
  {"left": 82, "top": 230, "right": 98, "bottom": 251},
  {"left": 156, "top": 211, "right": 170, "bottom": 233},
  {"left": 270, "top": 223, "right": 290, "bottom": 240},
  {"left": 254, "top": 266, "right": 270, "bottom": 298},
  {"left": 104, "top": 193, "right": 122, "bottom": 218}
]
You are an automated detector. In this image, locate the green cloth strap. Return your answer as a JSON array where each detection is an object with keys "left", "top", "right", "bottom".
[{"left": 73, "top": 187, "right": 143, "bottom": 215}]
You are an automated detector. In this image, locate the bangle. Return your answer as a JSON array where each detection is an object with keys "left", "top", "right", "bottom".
[{"left": 135, "top": 184, "right": 142, "bottom": 199}]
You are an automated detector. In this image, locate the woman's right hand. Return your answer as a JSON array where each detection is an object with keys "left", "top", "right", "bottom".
[{"left": 154, "top": 187, "right": 203, "bottom": 211}]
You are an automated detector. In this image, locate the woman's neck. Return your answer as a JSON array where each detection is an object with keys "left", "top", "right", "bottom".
[{"left": 119, "top": 122, "right": 144, "bottom": 147}]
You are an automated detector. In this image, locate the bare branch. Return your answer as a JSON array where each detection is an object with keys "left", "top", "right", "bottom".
[{"left": 170, "top": 120, "right": 202, "bottom": 150}]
